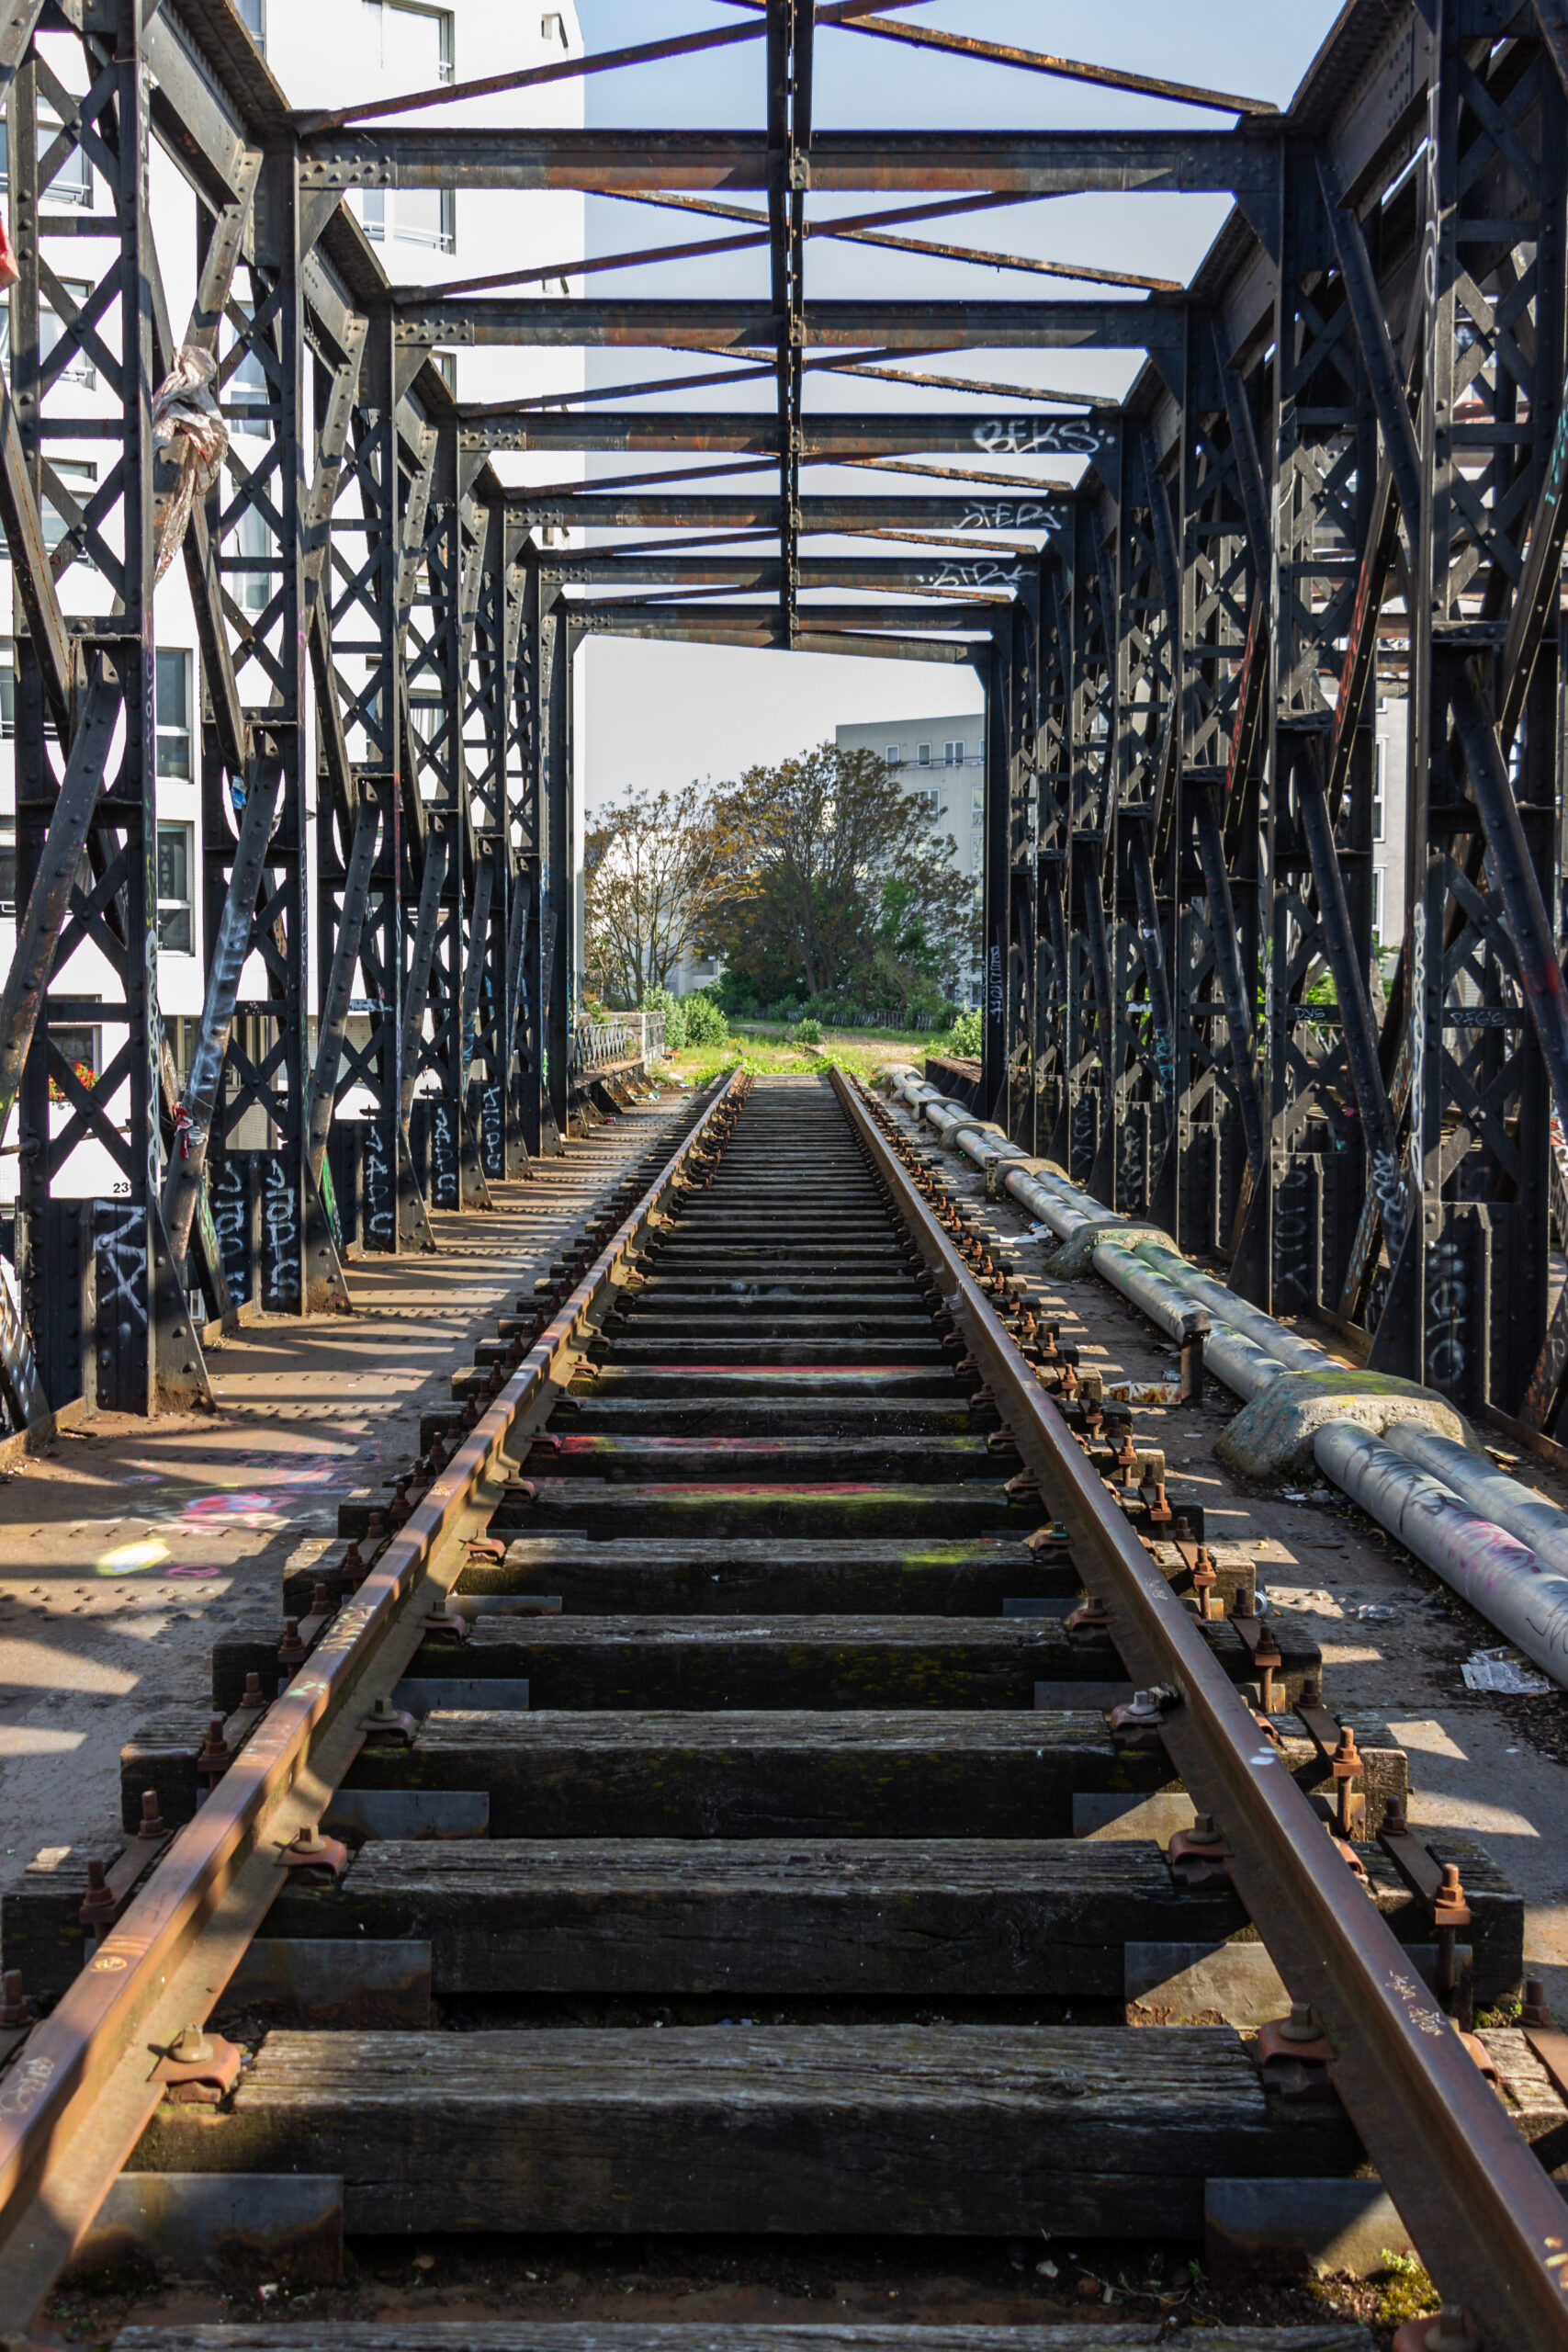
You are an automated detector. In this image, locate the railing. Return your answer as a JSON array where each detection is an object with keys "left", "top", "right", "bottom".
[{"left": 570, "top": 1017, "right": 636, "bottom": 1073}]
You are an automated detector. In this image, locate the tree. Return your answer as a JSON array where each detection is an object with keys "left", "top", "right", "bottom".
[
  {"left": 708, "top": 741, "right": 973, "bottom": 1011},
  {"left": 584, "top": 783, "right": 727, "bottom": 1006}
]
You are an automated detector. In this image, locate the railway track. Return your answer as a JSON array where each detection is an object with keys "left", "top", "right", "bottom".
[{"left": 0, "top": 1069, "right": 1565, "bottom": 2351}]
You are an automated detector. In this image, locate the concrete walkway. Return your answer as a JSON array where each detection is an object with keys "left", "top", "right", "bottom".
[{"left": 0, "top": 1092, "right": 691, "bottom": 1883}]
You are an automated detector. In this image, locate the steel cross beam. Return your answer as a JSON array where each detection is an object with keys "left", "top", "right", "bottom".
[
  {"left": 463, "top": 409, "right": 1115, "bottom": 460},
  {"left": 504, "top": 492, "right": 1066, "bottom": 531},
  {"left": 295, "top": 125, "right": 1280, "bottom": 198},
  {"left": 389, "top": 295, "right": 1185, "bottom": 355}
]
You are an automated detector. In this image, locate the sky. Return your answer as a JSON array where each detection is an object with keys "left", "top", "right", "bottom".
[{"left": 575, "top": 2, "right": 1345, "bottom": 805}]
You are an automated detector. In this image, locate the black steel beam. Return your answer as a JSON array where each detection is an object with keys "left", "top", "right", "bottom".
[
  {"left": 394, "top": 296, "right": 1183, "bottom": 354},
  {"left": 461, "top": 408, "right": 1114, "bottom": 458},
  {"left": 570, "top": 614, "right": 974, "bottom": 661},
  {"left": 298, "top": 126, "right": 1278, "bottom": 197},
  {"left": 566, "top": 599, "right": 1000, "bottom": 632},
  {"left": 505, "top": 492, "right": 1064, "bottom": 530},
  {"left": 547, "top": 552, "right": 1027, "bottom": 589}
]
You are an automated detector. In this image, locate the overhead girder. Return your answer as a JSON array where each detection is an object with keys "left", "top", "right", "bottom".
[
  {"left": 503, "top": 493, "right": 1068, "bottom": 531},
  {"left": 297, "top": 126, "right": 1280, "bottom": 197},
  {"left": 463, "top": 410, "right": 1113, "bottom": 460},
  {"left": 391, "top": 297, "right": 1184, "bottom": 355}
]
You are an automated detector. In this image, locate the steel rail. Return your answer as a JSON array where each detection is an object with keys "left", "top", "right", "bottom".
[
  {"left": 0, "top": 1071, "right": 742, "bottom": 2327},
  {"left": 833, "top": 1066, "right": 1568, "bottom": 2352}
]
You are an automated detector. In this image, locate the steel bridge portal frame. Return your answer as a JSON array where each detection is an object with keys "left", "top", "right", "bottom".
[{"left": 0, "top": 0, "right": 1566, "bottom": 1471}]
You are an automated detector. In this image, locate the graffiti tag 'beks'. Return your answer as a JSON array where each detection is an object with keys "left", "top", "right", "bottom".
[{"left": 973, "top": 418, "right": 1106, "bottom": 458}]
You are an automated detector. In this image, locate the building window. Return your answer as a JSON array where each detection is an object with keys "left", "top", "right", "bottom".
[
  {"left": 39, "top": 109, "right": 91, "bottom": 206},
  {"left": 432, "top": 350, "right": 457, "bottom": 392},
  {"left": 236, "top": 0, "right": 265, "bottom": 46},
  {"left": 971, "top": 784, "right": 984, "bottom": 828},
  {"left": 52, "top": 1023, "right": 98, "bottom": 1080},
  {"left": 884, "top": 742, "right": 901, "bottom": 766},
  {"left": 1371, "top": 865, "right": 1385, "bottom": 943},
  {"left": 1372, "top": 737, "right": 1387, "bottom": 843},
  {"left": 360, "top": 182, "right": 456, "bottom": 254},
  {"left": 365, "top": 0, "right": 454, "bottom": 79},
  {"left": 542, "top": 11, "right": 569, "bottom": 44},
  {"left": 0, "top": 819, "right": 14, "bottom": 913},
  {"left": 155, "top": 650, "right": 191, "bottom": 780},
  {"left": 41, "top": 458, "right": 96, "bottom": 562},
  {"left": 227, "top": 335, "right": 271, "bottom": 436},
  {"left": 41, "top": 281, "right": 96, "bottom": 389},
  {"left": 943, "top": 739, "right": 965, "bottom": 765},
  {"left": 156, "top": 823, "right": 194, "bottom": 954},
  {"left": 910, "top": 786, "right": 940, "bottom": 821},
  {"left": 916, "top": 741, "right": 931, "bottom": 766},
  {"left": 0, "top": 640, "right": 14, "bottom": 739},
  {"left": 237, "top": 503, "right": 275, "bottom": 615}
]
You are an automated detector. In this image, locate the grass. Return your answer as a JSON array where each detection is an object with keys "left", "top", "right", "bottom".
[{"left": 665, "top": 1029, "right": 946, "bottom": 1087}]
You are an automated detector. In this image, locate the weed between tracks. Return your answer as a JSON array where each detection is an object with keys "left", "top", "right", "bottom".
[{"left": 667, "top": 1032, "right": 923, "bottom": 1087}]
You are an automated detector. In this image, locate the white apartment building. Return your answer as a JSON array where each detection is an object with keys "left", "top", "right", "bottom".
[
  {"left": 835, "top": 712, "right": 987, "bottom": 1006},
  {"left": 833, "top": 697, "right": 1408, "bottom": 1002},
  {"left": 0, "top": 0, "right": 584, "bottom": 1204},
  {"left": 1371, "top": 695, "right": 1409, "bottom": 949}
]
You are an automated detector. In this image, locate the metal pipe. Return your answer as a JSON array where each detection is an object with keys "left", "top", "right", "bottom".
[
  {"left": 876, "top": 1057, "right": 1568, "bottom": 1692},
  {"left": 1382, "top": 1420, "right": 1568, "bottom": 1592},
  {"left": 1314, "top": 1422, "right": 1568, "bottom": 1688}
]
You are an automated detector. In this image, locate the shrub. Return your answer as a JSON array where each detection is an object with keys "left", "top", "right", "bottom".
[
  {"left": 642, "top": 983, "right": 686, "bottom": 1051},
  {"left": 682, "top": 990, "right": 728, "bottom": 1046},
  {"left": 944, "top": 1007, "right": 984, "bottom": 1057},
  {"left": 795, "top": 1017, "right": 824, "bottom": 1046}
]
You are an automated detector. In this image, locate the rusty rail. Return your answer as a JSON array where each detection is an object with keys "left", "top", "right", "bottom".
[
  {"left": 835, "top": 1066, "right": 1568, "bottom": 2352},
  {"left": 0, "top": 1069, "right": 742, "bottom": 2325}
]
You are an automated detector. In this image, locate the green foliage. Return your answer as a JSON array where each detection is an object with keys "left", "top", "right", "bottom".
[
  {"left": 795, "top": 1016, "right": 824, "bottom": 1046},
  {"left": 709, "top": 741, "right": 976, "bottom": 1014},
  {"left": 682, "top": 989, "right": 729, "bottom": 1046},
  {"left": 1370, "top": 2251, "right": 1438, "bottom": 2328},
  {"left": 586, "top": 783, "right": 727, "bottom": 1004},
  {"left": 942, "top": 1007, "right": 984, "bottom": 1057},
  {"left": 714, "top": 967, "right": 761, "bottom": 1018},
  {"left": 642, "top": 981, "right": 687, "bottom": 1051}
]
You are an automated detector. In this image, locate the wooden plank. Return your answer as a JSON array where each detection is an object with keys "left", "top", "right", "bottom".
[
  {"left": 554, "top": 1395, "right": 985, "bottom": 1434},
  {"left": 484, "top": 1480, "right": 1026, "bottom": 1542},
  {"left": 584, "top": 1339, "right": 953, "bottom": 1364},
  {"left": 522, "top": 1434, "right": 995, "bottom": 1480},
  {"left": 341, "top": 1708, "right": 1167, "bottom": 1839},
  {"left": 382, "top": 1535, "right": 1074, "bottom": 1619},
  {"left": 376, "top": 1611, "right": 1322, "bottom": 1714},
  {"left": 128, "top": 2024, "right": 1361, "bottom": 2238},
  {"left": 265, "top": 1836, "right": 1244, "bottom": 1997}
]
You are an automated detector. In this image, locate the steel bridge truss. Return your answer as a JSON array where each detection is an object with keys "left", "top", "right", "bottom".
[{"left": 1, "top": 0, "right": 1567, "bottom": 1442}]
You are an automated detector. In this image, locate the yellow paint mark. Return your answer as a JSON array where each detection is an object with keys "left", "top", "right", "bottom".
[{"left": 95, "top": 1538, "right": 170, "bottom": 1577}]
